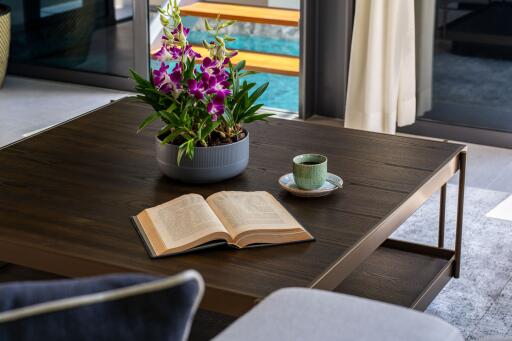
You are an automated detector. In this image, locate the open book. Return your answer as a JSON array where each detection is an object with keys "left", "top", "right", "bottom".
[{"left": 131, "top": 191, "right": 314, "bottom": 257}]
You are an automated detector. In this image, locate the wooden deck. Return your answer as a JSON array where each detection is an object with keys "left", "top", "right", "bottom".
[
  {"left": 180, "top": 2, "right": 299, "bottom": 27},
  {"left": 151, "top": 46, "right": 299, "bottom": 76},
  {"left": 193, "top": 46, "right": 298, "bottom": 76}
]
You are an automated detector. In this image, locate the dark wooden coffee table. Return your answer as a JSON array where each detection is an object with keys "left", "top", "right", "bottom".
[{"left": 0, "top": 98, "right": 466, "bottom": 315}]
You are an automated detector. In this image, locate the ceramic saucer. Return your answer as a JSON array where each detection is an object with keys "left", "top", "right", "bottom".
[{"left": 278, "top": 172, "right": 343, "bottom": 197}]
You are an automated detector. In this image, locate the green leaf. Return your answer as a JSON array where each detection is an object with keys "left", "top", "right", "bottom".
[
  {"left": 249, "top": 82, "right": 269, "bottom": 104},
  {"left": 186, "top": 139, "right": 195, "bottom": 159},
  {"left": 177, "top": 144, "right": 187, "bottom": 166},
  {"left": 158, "top": 125, "right": 171, "bottom": 136},
  {"left": 241, "top": 103, "right": 264, "bottom": 118},
  {"left": 238, "top": 70, "right": 256, "bottom": 78},
  {"left": 177, "top": 139, "right": 196, "bottom": 166},
  {"left": 160, "top": 128, "right": 182, "bottom": 144},
  {"left": 184, "top": 58, "right": 196, "bottom": 80},
  {"left": 242, "top": 113, "right": 274, "bottom": 123},
  {"left": 222, "top": 107, "right": 235, "bottom": 127},
  {"left": 137, "top": 111, "right": 159, "bottom": 133},
  {"left": 166, "top": 102, "right": 177, "bottom": 113},
  {"left": 234, "top": 60, "right": 246, "bottom": 72},
  {"left": 234, "top": 82, "right": 255, "bottom": 103},
  {"left": 158, "top": 107, "right": 180, "bottom": 126},
  {"left": 129, "top": 69, "right": 151, "bottom": 87}
]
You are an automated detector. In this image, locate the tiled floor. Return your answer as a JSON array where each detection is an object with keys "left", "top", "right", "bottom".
[
  {"left": 453, "top": 143, "right": 512, "bottom": 193},
  {"left": 0, "top": 76, "right": 129, "bottom": 147}
]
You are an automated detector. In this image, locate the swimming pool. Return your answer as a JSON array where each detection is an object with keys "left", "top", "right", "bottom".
[{"left": 151, "top": 17, "right": 300, "bottom": 113}]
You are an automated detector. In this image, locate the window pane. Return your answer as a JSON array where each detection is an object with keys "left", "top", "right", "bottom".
[
  {"left": 424, "top": 1, "right": 512, "bottom": 133},
  {"left": 7, "top": 0, "right": 135, "bottom": 77}
]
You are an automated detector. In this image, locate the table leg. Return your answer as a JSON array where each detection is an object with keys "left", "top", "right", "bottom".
[
  {"left": 454, "top": 151, "right": 467, "bottom": 278},
  {"left": 438, "top": 184, "right": 447, "bottom": 248}
]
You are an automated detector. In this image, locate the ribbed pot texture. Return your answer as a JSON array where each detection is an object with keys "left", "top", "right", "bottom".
[
  {"left": 155, "top": 130, "right": 249, "bottom": 183},
  {"left": 0, "top": 5, "right": 10, "bottom": 88}
]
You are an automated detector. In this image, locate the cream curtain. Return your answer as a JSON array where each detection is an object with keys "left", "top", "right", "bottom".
[
  {"left": 415, "top": 0, "right": 436, "bottom": 117},
  {"left": 345, "top": 0, "right": 416, "bottom": 134}
]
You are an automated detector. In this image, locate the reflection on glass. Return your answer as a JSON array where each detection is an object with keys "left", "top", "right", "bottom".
[
  {"left": 7, "top": 0, "right": 135, "bottom": 77},
  {"left": 426, "top": 0, "right": 512, "bottom": 133},
  {"left": 149, "top": 0, "right": 300, "bottom": 113}
]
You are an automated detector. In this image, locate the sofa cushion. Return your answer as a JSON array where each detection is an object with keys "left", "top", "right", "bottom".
[
  {"left": 0, "top": 270, "right": 203, "bottom": 341},
  {"left": 214, "top": 288, "right": 464, "bottom": 341}
]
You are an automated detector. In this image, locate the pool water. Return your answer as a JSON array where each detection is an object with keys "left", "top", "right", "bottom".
[
  {"left": 183, "top": 16, "right": 300, "bottom": 57},
  {"left": 187, "top": 31, "right": 299, "bottom": 57},
  {"left": 151, "top": 17, "right": 300, "bottom": 113},
  {"left": 244, "top": 72, "right": 298, "bottom": 112}
]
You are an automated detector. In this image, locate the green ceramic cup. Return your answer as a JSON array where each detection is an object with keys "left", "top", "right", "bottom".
[{"left": 292, "top": 154, "right": 327, "bottom": 190}]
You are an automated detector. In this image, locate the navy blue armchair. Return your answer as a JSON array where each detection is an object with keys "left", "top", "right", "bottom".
[{"left": 0, "top": 270, "right": 203, "bottom": 341}]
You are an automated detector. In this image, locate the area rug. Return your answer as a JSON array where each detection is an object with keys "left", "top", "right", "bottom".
[{"left": 393, "top": 184, "right": 512, "bottom": 340}]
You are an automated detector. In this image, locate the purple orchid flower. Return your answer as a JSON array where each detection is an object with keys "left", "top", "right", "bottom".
[
  {"left": 207, "top": 93, "right": 226, "bottom": 121},
  {"left": 168, "top": 63, "right": 183, "bottom": 93},
  {"left": 183, "top": 44, "right": 201, "bottom": 60},
  {"left": 216, "top": 69, "right": 230, "bottom": 82},
  {"left": 170, "top": 24, "right": 190, "bottom": 42},
  {"left": 206, "top": 75, "right": 231, "bottom": 97},
  {"left": 153, "top": 45, "right": 172, "bottom": 61},
  {"left": 200, "top": 57, "right": 221, "bottom": 76},
  {"left": 153, "top": 45, "right": 182, "bottom": 61},
  {"left": 152, "top": 63, "right": 173, "bottom": 94},
  {"left": 152, "top": 62, "right": 183, "bottom": 95},
  {"left": 187, "top": 79, "right": 204, "bottom": 100},
  {"left": 222, "top": 51, "right": 238, "bottom": 66},
  {"left": 169, "top": 46, "right": 182, "bottom": 60}
]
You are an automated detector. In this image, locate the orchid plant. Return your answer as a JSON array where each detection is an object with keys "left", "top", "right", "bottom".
[{"left": 130, "top": 1, "right": 271, "bottom": 163}]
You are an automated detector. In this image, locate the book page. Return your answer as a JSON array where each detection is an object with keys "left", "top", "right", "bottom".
[
  {"left": 145, "top": 194, "right": 228, "bottom": 249},
  {"left": 206, "top": 191, "right": 302, "bottom": 236}
]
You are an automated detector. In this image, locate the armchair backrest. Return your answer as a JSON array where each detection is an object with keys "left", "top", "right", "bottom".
[{"left": 0, "top": 270, "right": 204, "bottom": 341}]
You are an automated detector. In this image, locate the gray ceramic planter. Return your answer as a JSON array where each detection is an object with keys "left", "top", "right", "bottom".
[{"left": 156, "top": 130, "right": 249, "bottom": 183}]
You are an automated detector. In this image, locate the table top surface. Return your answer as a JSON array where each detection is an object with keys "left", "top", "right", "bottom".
[{"left": 0, "top": 98, "right": 464, "bottom": 304}]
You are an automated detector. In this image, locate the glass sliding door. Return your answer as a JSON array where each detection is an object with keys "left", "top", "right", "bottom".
[
  {"left": 6, "top": 0, "right": 149, "bottom": 90},
  {"left": 421, "top": 0, "right": 512, "bottom": 133}
]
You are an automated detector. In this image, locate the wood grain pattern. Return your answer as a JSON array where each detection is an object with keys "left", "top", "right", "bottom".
[
  {"left": 0, "top": 98, "right": 464, "bottom": 314},
  {"left": 180, "top": 2, "right": 300, "bottom": 27}
]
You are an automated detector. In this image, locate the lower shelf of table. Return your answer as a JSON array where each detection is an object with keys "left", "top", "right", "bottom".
[{"left": 335, "top": 239, "right": 455, "bottom": 311}]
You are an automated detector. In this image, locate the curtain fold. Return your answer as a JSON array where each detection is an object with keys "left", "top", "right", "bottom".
[
  {"left": 344, "top": 0, "right": 416, "bottom": 134},
  {"left": 415, "top": 0, "right": 436, "bottom": 117}
]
